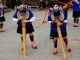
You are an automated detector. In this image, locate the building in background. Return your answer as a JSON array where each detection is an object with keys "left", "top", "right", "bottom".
[{"left": 2, "top": 0, "right": 51, "bottom": 8}]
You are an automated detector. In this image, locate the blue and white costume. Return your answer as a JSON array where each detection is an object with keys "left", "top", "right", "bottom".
[
  {"left": 72, "top": 0, "right": 80, "bottom": 27},
  {"left": 13, "top": 5, "right": 35, "bottom": 34},
  {"left": 72, "top": 0, "right": 80, "bottom": 17},
  {"left": 48, "top": 10, "right": 67, "bottom": 37}
]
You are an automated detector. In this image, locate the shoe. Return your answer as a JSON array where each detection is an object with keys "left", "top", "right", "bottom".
[
  {"left": 1, "top": 30, "right": 5, "bottom": 32},
  {"left": 0, "top": 29, "right": 5, "bottom": 32},
  {"left": 67, "top": 47, "right": 71, "bottom": 52},
  {"left": 75, "top": 25, "right": 78, "bottom": 27},
  {"left": 32, "top": 44, "right": 37, "bottom": 49},
  {"left": 74, "top": 24, "right": 78, "bottom": 27},
  {"left": 73, "top": 25, "right": 76, "bottom": 27},
  {"left": 75, "top": 24, "right": 78, "bottom": 27},
  {"left": 53, "top": 50, "right": 57, "bottom": 55}
]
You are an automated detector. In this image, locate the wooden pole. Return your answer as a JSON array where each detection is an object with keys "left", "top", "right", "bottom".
[
  {"left": 57, "top": 27, "right": 67, "bottom": 60},
  {"left": 36, "top": 22, "right": 43, "bottom": 28},
  {"left": 36, "top": 8, "right": 49, "bottom": 28},
  {"left": 22, "top": 21, "right": 27, "bottom": 56}
]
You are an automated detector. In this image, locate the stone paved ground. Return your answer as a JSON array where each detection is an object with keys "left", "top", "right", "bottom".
[{"left": 0, "top": 9, "right": 80, "bottom": 60}]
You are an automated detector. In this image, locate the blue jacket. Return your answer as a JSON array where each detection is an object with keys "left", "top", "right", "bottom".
[
  {"left": 72, "top": 0, "right": 80, "bottom": 12},
  {"left": 13, "top": 9, "right": 34, "bottom": 27},
  {"left": 48, "top": 10, "right": 67, "bottom": 32}
]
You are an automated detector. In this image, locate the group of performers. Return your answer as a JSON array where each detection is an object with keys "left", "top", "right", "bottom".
[{"left": 0, "top": 0, "right": 80, "bottom": 55}]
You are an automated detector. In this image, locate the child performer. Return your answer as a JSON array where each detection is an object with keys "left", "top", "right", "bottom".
[
  {"left": 42, "top": 1, "right": 73, "bottom": 39},
  {"left": 72, "top": 0, "right": 80, "bottom": 27},
  {"left": 0, "top": 0, "right": 6, "bottom": 32},
  {"left": 48, "top": 5, "right": 71, "bottom": 55},
  {"left": 12, "top": 5, "right": 37, "bottom": 50}
]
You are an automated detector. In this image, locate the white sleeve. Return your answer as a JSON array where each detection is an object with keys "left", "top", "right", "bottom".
[
  {"left": 12, "top": 18, "right": 18, "bottom": 22},
  {"left": 48, "top": 21, "right": 52, "bottom": 24},
  {"left": 30, "top": 16, "right": 35, "bottom": 22},
  {"left": 63, "top": 20, "right": 67, "bottom": 23}
]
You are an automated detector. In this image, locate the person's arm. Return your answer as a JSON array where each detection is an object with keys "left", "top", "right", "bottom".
[
  {"left": 73, "top": 0, "right": 80, "bottom": 4},
  {"left": 28, "top": 9, "right": 35, "bottom": 22},
  {"left": 30, "top": 16, "right": 35, "bottom": 22},
  {"left": 12, "top": 11, "right": 19, "bottom": 22}
]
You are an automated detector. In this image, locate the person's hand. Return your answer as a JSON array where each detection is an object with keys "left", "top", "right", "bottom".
[
  {"left": 26, "top": 20, "right": 30, "bottom": 23},
  {"left": 18, "top": 16, "right": 24, "bottom": 20},
  {"left": 22, "top": 20, "right": 30, "bottom": 24},
  {"left": 57, "top": 22, "right": 61, "bottom": 28},
  {"left": 63, "top": 5, "right": 68, "bottom": 10},
  {"left": 42, "top": 20, "right": 47, "bottom": 24},
  {"left": 22, "top": 20, "right": 26, "bottom": 24},
  {"left": 54, "top": 19, "right": 58, "bottom": 23},
  {"left": 2, "top": 5, "right": 7, "bottom": 8}
]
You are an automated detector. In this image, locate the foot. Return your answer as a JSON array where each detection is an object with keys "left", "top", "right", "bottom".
[
  {"left": 73, "top": 25, "right": 76, "bottom": 27},
  {"left": 73, "top": 23, "right": 76, "bottom": 27},
  {"left": 74, "top": 23, "right": 78, "bottom": 27},
  {"left": 66, "top": 46, "right": 71, "bottom": 52},
  {"left": 0, "top": 29, "right": 5, "bottom": 32},
  {"left": 53, "top": 50, "right": 57, "bottom": 55},
  {"left": 75, "top": 24, "right": 78, "bottom": 27},
  {"left": 32, "top": 44, "right": 37, "bottom": 49},
  {"left": 67, "top": 47, "right": 71, "bottom": 52}
]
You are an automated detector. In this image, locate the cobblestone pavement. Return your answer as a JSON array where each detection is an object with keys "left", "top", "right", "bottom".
[{"left": 0, "top": 9, "right": 80, "bottom": 60}]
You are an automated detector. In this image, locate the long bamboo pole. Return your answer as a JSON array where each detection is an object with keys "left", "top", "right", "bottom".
[
  {"left": 57, "top": 27, "right": 67, "bottom": 60},
  {"left": 20, "top": 0, "right": 27, "bottom": 56},
  {"left": 22, "top": 21, "right": 27, "bottom": 56}
]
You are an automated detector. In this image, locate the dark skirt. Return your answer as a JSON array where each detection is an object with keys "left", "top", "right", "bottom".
[
  {"left": 0, "top": 16, "right": 6, "bottom": 22},
  {"left": 17, "top": 24, "right": 34, "bottom": 34},
  {"left": 50, "top": 29, "right": 67, "bottom": 38},
  {"left": 73, "top": 11, "right": 80, "bottom": 18}
]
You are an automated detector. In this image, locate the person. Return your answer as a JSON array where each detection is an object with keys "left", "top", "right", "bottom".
[
  {"left": 48, "top": 0, "right": 70, "bottom": 39},
  {"left": 42, "top": 2, "right": 72, "bottom": 39},
  {"left": 39, "top": 0, "right": 46, "bottom": 10},
  {"left": 11, "top": 0, "right": 16, "bottom": 10},
  {"left": 72, "top": 0, "right": 80, "bottom": 27},
  {"left": 15, "top": 0, "right": 22, "bottom": 9},
  {"left": 58, "top": 0, "right": 71, "bottom": 23},
  {"left": 12, "top": 5, "right": 37, "bottom": 50},
  {"left": 48, "top": 0, "right": 58, "bottom": 39},
  {"left": 0, "top": 0, "right": 6, "bottom": 32},
  {"left": 48, "top": 5, "right": 71, "bottom": 55}
]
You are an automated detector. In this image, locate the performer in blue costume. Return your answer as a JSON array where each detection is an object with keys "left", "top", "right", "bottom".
[
  {"left": 48, "top": 5, "right": 71, "bottom": 55},
  {"left": 72, "top": 0, "right": 80, "bottom": 27},
  {"left": 13, "top": 5, "right": 37, "bottom": 50}
]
